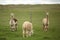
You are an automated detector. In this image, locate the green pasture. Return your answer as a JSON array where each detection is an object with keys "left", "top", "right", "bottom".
[{"left": 0, "top": 4, "right": 60, "bottom": 40}]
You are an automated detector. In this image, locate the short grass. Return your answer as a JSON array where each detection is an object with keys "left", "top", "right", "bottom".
[{"left": 0, "top": 4, "right": 60, "bottom": 40}]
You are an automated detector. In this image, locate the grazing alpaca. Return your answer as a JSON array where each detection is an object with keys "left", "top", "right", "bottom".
[
  {"left": 9, "top": 13, "right": 17, "bottom": 31},
  {"left": 42, "top": 13, "right": 49, "bottom": 32},
  {"left": 22, "top": 21, "right": 33, "bottom": 37}
]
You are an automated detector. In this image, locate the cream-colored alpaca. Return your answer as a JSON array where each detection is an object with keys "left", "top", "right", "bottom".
[
  {"left": 22, "top": 21, "right": 33, "bottom": 37},
  {"left": 42, "top": 12, "right": 49, "bottom": 32}
]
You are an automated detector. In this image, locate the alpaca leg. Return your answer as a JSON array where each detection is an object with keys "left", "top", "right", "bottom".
[
  {"left": 45, "top": 26, "right": 48, "bottom": 32},
  {"left": 28, "top": 31, "right": 32, "bottom": 37},
  {"left": 44, "top": 26, "right": 48, "bottom": 32},
  {"left": 26, "top": 31, "right": 28, "bottom": 37},
  {"left": 10, "top": 25, "right": 14, "bottom": 31},
  {"left": 15, "top": 24, "right": 17, "bottom": 31}
]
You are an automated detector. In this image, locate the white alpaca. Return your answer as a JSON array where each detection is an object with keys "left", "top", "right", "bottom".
[
  {"left": 9, "top": 13, "right": 17, "bottom": 31},
  {"left": 22, "top": 21, "right": 33, "bottom": 37},
  {"left": 42, "top": 12, "right": 49, "bottom": 32}
]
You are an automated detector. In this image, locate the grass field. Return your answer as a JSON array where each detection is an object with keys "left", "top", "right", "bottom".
[{"left": 0, "top": 4, "right": 60, "bottom": 40}]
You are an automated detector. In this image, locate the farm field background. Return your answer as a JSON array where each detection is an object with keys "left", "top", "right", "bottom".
[{"left": 0, "top": 4, "right": 60, "bottom": 40}]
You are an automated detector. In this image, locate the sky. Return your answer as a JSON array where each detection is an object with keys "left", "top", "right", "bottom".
[{"left": 0, "top": 0, "right": 60, "bottom": 5}]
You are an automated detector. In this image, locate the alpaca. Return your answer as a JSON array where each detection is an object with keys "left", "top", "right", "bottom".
[
  {"left": 22, "top": 21, "right": 33, "bottom": 37},
  {"left": 42, "top": 12, "right": 49, "bottom": 32},
  {"left": 9, "top": 13, "right": 17, "bottom": 31}
]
